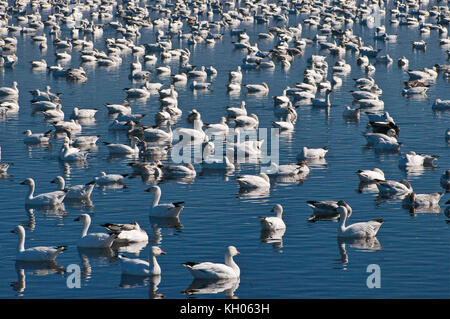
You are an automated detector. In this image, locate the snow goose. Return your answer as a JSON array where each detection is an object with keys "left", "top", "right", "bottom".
[
  {"left": 103, "top": 136, "right": 140, "bottom": 155},
  {"left": 74, "top": 214, "right": 119, "bottom": 248},
  {"left": 0, "top": 81, "right": 19, "bottom": 97},
  {"left": 357, "top": 168, "right": 385, "bottom": 183},
  {"left": 101, "top": 221, "right": 148, "bottom": 243},
  {"left": 235, "top": 113, "right": 259, "bottom": 129},
  {"left": 59, "top": 142, "right": 88, "bottom": 162},
  {"left": 11, "top": 225, "right": 67, "bottom": 262},
  {"left": 311, "top": 89, "right": 332, "bottom": 107},
  {"left": 204, "top": 117, "right": 229, "bottom": 134},
  {"left": 236, "top": 173, "right": 270, "bottom": 191},
  {"left": 402, "top": 192, "right": 443, "bottom": 208},
  {"left": 158, "top": 163, "right": 196, "bottom": 178},
  {"left": 228, "top": 66, "right": 242, "bottom": 83},
  {"left": 30, "top": 59, "right": 47, "bottom": 68},
  {"left": 143, "top": 124, "right": 173, "bottom": 142},
  {"left": 226, "top": 101, "right": 247, "bottom": 118},
  {"left": 23, "top": 129, "right": 52, "bottom": 144},
  {"left": 432, "top": 99, "right": 450, "bottom": 110},
  {"left": 264, "top": 161, "right": 310, "bottom": 178},
  {"left": 336, "top": 205, "right": 383, "bottom": 238},
  {"left": 124, "top": 84, "right": 150, "bottom": 98},
  {"left": 375, "top": 179, "right": 413, "bottom": 197},
  {"left": 342, "top": 106, "right": 361, "bottom": 120},
  {"left": 272, "top": 113, "right": 295, "bottom": 131},
  {"left": 51, "top": 176, "right": 95, "bottom": 201},
  {"left": 105, "top": 101, "right": 131, "bottom": 114},
  {"left": 398, "top": 151, "right": 438, "bottom": 168},
  {"left": 20, "top": 178, "right": 66, "bottom": 206},
  {"left": 118, "top": 246, "right": 166, "bottom": 276},
  {"left": 259, "top": 204, "right": 286, "bottom": 231},
  {"left": 296, "top": 146, "right": 328, "bottom": 160},
  {"left": 93, "top": 172, "right": 128, "bottom": 186},
  {"left": 364, "top": 129, "right": 398, "bottom": 146},
  {"left": 145, "top": 186, "right": 184, "bottom": 218},
  {"left": 176, "top": 121, "right": 207, "bottom": 144},
  {"left": 191, "top": 80, "right": 212, "bottom": 90},
  {"left": 53, "top": 119, "right": 82, "bottom": 134},
  {"left": 244, "top": 82, "right": 269, "bottom": 94},
  {"left": 307, "top": 200, "right": 352, "bottom": 222},
  {"left": 183, "top": 246, "right": 240, "bottom": 279},
  {"left": 202, "top": 155, "right": 235, "bottom": 171},
  {"left": 70, "top": 107, "right": 98, "bottom": 119}
]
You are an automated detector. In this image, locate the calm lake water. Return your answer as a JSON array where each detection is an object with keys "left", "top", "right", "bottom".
[{"left": 0, "top": 1, "right": 449, "bottom": 299}]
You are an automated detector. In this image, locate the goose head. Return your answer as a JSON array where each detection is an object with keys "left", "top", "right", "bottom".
[
  {"left": 11, "top": 225, "right": 25, "bottom": 235},
  {"left": 151, "top": 246, "right": 166, "bottom": 256},
  {"left": 74, "top": 213, "right": 91, "bottom": 223},
  {"left": 226, "top": 245, "right": 240, "bottom": 257},
  {"left": 271, "top": 204, "right": 283, "bottom": 216},
  {"left": 20, "top": 178, "right": 34, "bottom": 187}
]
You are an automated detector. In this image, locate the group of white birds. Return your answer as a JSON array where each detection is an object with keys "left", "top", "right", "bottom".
[{"left": 0, "top": 0, "right": 449, "bottom": 297}]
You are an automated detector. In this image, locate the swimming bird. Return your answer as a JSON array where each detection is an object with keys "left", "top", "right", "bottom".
[
  {"left": 398, "top": 151, "right": 438, "bottom": 168},
  {"left": 11, "top": 225, "right": 67, "bottom": 262},
  {"left": 375, "top": 179, "right": 413, "bottom": 197},
  {"left": 118, "top": 246, "right": 166, "bottom": 276},
  {"left": 103, "top": 136, "right": 140, "bottom": 155},
  {"left": 307, "top": 200, "right": 352, "bottom": 222},
  {"left": 336, "top": 205, "right": 383, "bottom": 238},
  {"left": 20, "top": 178, "right": 66, "bottom": 206},
  {"left": 259, "top": 204, "right": 286, "bottom": 231},
  {"left": 357, "top": 168, "right": 385, "bottom": 183},
  {"left": 74, "top": 214, "right": 119, "bottom": 248},
  {"left": 93, "top": 172, "right": 128, "bottom": 186},
  {"left": 101, "top": 221, "right": 148, "bottom": 243},
  {"left": 145, "top": 186, "right": 184, "bottom": 218},
  {"left": 237, "top": 173, "right": 270, "bottom": 191},
  {"left": 296, "top": 146, "right": 328, "bottom": 160},
  {"left": 50, "top": 176, "right": 95, "bottom": 201},
  {"left": 183, "top": 246, "right": 240, "bottom": 279},
  {"left": 402, "top": 192, "right": 443, "bottom": 208}
]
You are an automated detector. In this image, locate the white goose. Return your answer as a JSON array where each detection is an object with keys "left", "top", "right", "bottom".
[
  {"left": 93, "top": 172, "right": 128, "bottom": 186},
  {"left": 259, "top": 204, "right": 286, "bottom": 231},
  {"left": 356, "top": 168, "right": 385, "bottom": 183},
  {"left": 203, "top": 117, "right": 229, "bottom": 134},
  {"left": 307, "top": 200, "right": 353, "bottom": 222},
  {"left": 118, "top": 246, "right": 166, "bottom": 276},
  {"left": 50, "top": 176, "right": 95, "bottom": 201},
  {"left": 226, "top": 101, "right": 247, "bottom": 118},
  {"left": 236, "top": 173, "right": 270, "bottom": 191},
  {"left": 244, "top": 82, "right": 269, "bottom": 94},
  {"left": 103, "top": 136, "right": 140, "bottom": 155},
  {"left": 296, "top": 146, "right": 328, "bottom": 160},
  {"left": 23, "top": 129, "right": 52, "bottom": 144},
  {"left": 146, "top": 186, "right": 185, "bottom": 218},
  {"left": 398, "top": 151, "right": 438, "bottom": 168},
  {"left": 402, "top": 192, "right": 443, "bottom": 208},
  {"left": 0, "top": 81, "right": 19, "bottom": 97},
  {"left": 336, "top": 205, "right": 383, "bottom": 238},
  {"left": 311, "top": 89, "right": 332, "bottom": 107},
  {"left": 11, "top": 225, "right": 67, "bottom": 262},
  {"left": 158, "top": 163, "right": 196, "bottom": 178},
  {"left": 74, "top": 214, "right": 119, "bottom": 248},
  {"left": 70, "top": 107, "right": 98, "bottom": 119},
  {"left": 101, "top": 221, "right": 148, "bottom": 243},
  {"left": 183, "top": 246, "right": 240, "bottom": 279},
  {"left": 375, "top": 179, "right": 413, "bottom": 197},
  {"left": 21, "top": 178, "right": 66, "bottom": 206}
]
